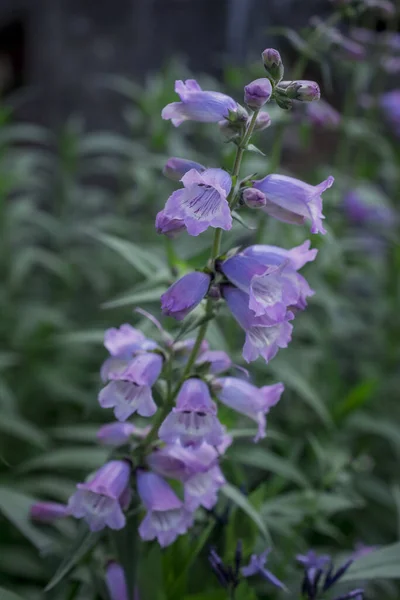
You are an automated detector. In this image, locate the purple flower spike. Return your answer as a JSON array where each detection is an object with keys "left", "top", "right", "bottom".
[
  {"left": 67, "top": 460, "right": 130, "bottom": 531},
  {"left": 223, "top": 286, "right": 293, "bottom": 364},
  {"left": 162, "top": 79, "right": 238, "bottom": 127},
  {"left": 104, "top": 324, "right": 148, "bottom": 358},
  {"left": 161, "top": 272, "right": 211, "bottom": 320},
  {"left": 243, "top": 240, "right": 318, "bottom": 271},
  {"left": 159, "top": 378, "right": 224, "bottom": 448},
  {"left": 99, "top": 380, "right": 157, "bottom": 421},
  {"left": 163, "top": 157, "right": 205, "bottom": 181},
  {"left": 155, "top": 209, "right": 185, "bottom": 238},
  {"left": 242, "top": 550, "right": 287, "bottom": 591},
  {"left": 113, "top": 353, "right": 163, "bottom": 387},
  {"left": 137, "top": 470, "right": 193, "bottom": 547},
  {"left": 105, "top": 562, "right": 129, "bottom": 600},
  {"left": 163, "top": 168, "right": 232, "bottom": 236},
  {"left": 214, "top": 377, "right": 284, "bottom": 441},
  {"left": 97, "top": 422, "right": 137, "bottom": 446},
  {"left": 253, "top": 173, "right": 334, "bottom": 234},
  {"left": 30, "top": 501, "right": 68, "bottom": 523},
  {"left": 196, "top": 350, "right": 232, "bottom": 374},
  {"left": 244, "top": 78, "right": 272, "bottom": 109}
]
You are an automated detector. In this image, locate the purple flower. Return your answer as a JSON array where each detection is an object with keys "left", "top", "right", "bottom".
[
  {"left": 67, "top": 460, "right": 130, "bottom": 531},
  {"left": 195, "top": 350, "right": 232, "bottom": 374},
  {"left": 30, "top": 501, "right": 68, "bottom": 523},
  {"left": 242, "top": 188, "right": 267, "bottom": 209},
  {"left": 162, "top": 79, "right": 238, "bottom": 127},
  {"left": 243, "top": 240, "right": 318, "bottom": 271},
  {"left": 381, "top": 90, "right": 400, "bottom": 132},
  {"left": 105, "top": 562, "right": 129, "bottom": 600},
  {"left": 147, "top": 442, "right": 217, "bottom": 481},
  {"left": 223, "top": 286, "right": 293, "bottom": 363},
  {"left": 163, "top": 168, "right": 232, "bottom": 236},
  {"left": 97, "top": 422, "right": 138, "bottom": 446},
  {"left": 253, "top": 173, "right": 334, "bottom": 234},
  {"left": 99, "top": 380, "right": 157, "bottom": 421},
  {"left": 254, "top": 111, "right": 272, "bottom": 131},
  {"left": 155, "top": 209, "right": 185, "bottom": 238},
  {"left": 104, "top": 324, "right": 153, "bottom": 358},
  {"left": 304, "top": 100, "right": 341, "bottom": 128},
  {"left": 242, "top": 549, "right": 286, "bottom": 590},
  {"left": 244, "top": 78, "right": 272, "bottom": 109},
  {"left": 343, "top": 189, "right": 395, "bottom": 227},
  {"left": 158, "top": 378, "right": 224, "bottom": 448},
  {"left": 161, "top": 272, "right": 211, "bottom": 320},
  {"left": 297, "top": 550, "right": 331, "bottom": 591},
  {"left": 163, "top": 157, "right": 205, "bottom": 181},
  {"left": 284, "top": 80, "right": 320, "bottom": 102},
  {"left": 184, "top": 464, "right": 225, "bottom": 511},
  {"left": 261, "top": 48, "right": 284, "bottom": 83},
  {"left": 109, "top": 353, "right": 163, "bottom": 387},
  {"left": 214, "top": 377, "right": 284, "bottom": 441},
  {"left": 137, "top": 470, "right": 193, "bottom": 547}
]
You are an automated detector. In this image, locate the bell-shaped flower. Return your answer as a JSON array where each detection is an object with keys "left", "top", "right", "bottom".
[
  {"left": 99, "top": 380, "right": 157, "bottom": 421},
  {"left": 105, "top": 562, "right": 129, "bottom": 600},
  {"left": 137, "top": 470, "right": 193, "bottom": 547},
  {"left": 163, "top": 168, "right": 232, "bottom": 236},
  {"left": 67, "top": 460, "right": 131, "bottom": 531},
  {"left": 253, "top": 174, "right": 334, "bottom": 234},
  {"left": 243, "top": 240, "right": 317, "bottom": 271},
  {"left": 214, "top": 377, "right": 284, "bottom": 441},
  {"left": 104, "top": 324, "right": 156, "bottom": 358},
  {"left": 162, "top": 79, "right": 238, "bottom": 127},
  {"left": 223, "top": 286, "right": 293, "bottom": 363},
  {"left": 97, "top": 422, "right": 146, "bottom": 446},
  {"left": 155, "top": 209, "right": 186, "bottom": 238},
  {"left": 147, "top": 442, "right": 218, "bottom": 481},
  {"left": 110, "top": 353, "right": 163, "bottom": 387},
  {"left": 161, "top": 272, "right": 211, "bottom": 321},
  {"left": 184, "top": 464, "right": 225, "bottom": 511},
  {"left": 30, "top": 501, "right": 68, "bottom": 523},
  {"left": 195, "top": 350, "right": 232, "bottom": 374},
  {"left": 163, "top": 157, "right": 205, "bottom": 181},
  {"left": 158, "top": 378, "right": 224, "bottom": 448}
]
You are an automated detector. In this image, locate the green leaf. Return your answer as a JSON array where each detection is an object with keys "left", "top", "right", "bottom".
[
  {"left": 0, "top": 487, "right": 54, "bottom": 551},
  {"left": 18, "top": 447, "right": 109, "bottom": 473},
  {"left": 45, "top": 526, "right": 101, "bottom": 591},
  {"left": 227, "top": 447, "right": 308, "bottom": 487},
  {"left": 232, "top": 211, "right": 256, "bottom": 230},
  {"left": 0, "top": 414, "right": 48, "bottom": 448},
  {"left": 342, "top": 542, "right": 400, "bottom": 581},
  {"left": 0, "top": 588, "right": 25, "bottom": 600},
  {"left": 246, "top": 144, "right": 266, "bottom": 156},
  {"left": 221, "top": 483, "right": 270, "bottom": 542},
  {"left": 348, "top": 413, "right": 400, "bottom": 454},
  {"left": 49, "top": 425, "right": 100, "bottom": 444},
  {"left": 103, "top": 286, "right": 167, "bottom": 309},
  {"left": 333, "top": 379, "right": 377, "bottom": 419}
]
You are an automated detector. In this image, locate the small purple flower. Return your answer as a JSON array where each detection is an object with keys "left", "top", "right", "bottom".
[
  {"left": 104, "top": 324, "right": 150, "bottom": 358},
  {"left": 184, "top": 464, "right": 225, "bottom": 511},
  {"left": 305, "top": 100, "right": 341, "bottom": 128},
  {"left": 242, "top": 188, "right": 267, "bottom": 209},
  {"left": 253, "top": 173, "right": 334, "bottom": 234},
  {"left": 110, "top": 353, "right": 163, "bottom": 387},
  {"left": 159, "top": 378, "right": 224, "bottom": 447},
  {"left": 30, "top": 501, "right": 68, "bottom": 523},
  {"left": 96, "top": 422, "right": 137, "bottom": 446},
  {"left": 99, "top": 380, "right": 157, "bottom": 421},
  {"left": 195, "top": 350, "right": 232, "bottom": 374},
  {"left": 297, "top": 550, "right": 331, "bottom": 592},
  {"left": 163, "top": 168, "right": 232, "bottom": 236},
  {"left": 244, "top": 78, "right": 272, "bottom": 109},
  {"left": 105, "top": 562, "right": 129, "bottom": 600},
  {"left": 243, "top": 240, "right": 318, "bottom": 271},
  {"left": 261, "top": 48, "right": 284, "bottom": 83},
  {"left": 155, "top": 209, "right": 185, "bottom": 238},
  {"left": 147, "top": 442, "right": 217, "bottom": 481},
  {"left": 214, "top": 377, "right": 284, "bottom": 441},
  {"left": 161, "top": 272, "right": 211, "bottom": 320},
  {"left": 67, "top": 460, "right": 130, "bottom": 531},
  {"left": 137, "top": 470, "right": 193, "bottom": 547},
  {"left": 223, "top": 286, "right": 293, "bottom": 363},
  {"left": 381, "top": 90, "right": 400, "bottom": 136},
  {"left": 163, "top": 157, "right": 205, "bottom": 181},
  {"left": 242, "top": 549, "right": 286, "bottom": 590},
  {"left": 162, "top": 79, "right": 238, "bottom": 127}
]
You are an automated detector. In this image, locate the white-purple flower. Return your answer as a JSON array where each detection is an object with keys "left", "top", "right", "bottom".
[
  {"left": 243, "top": 240, "right": 318, "bottom": 271},
  {"left": 158, "top": 378, "right": 224, "bottom": 448},
  {"left": 253, "top": 174, "right": 334, "bottom": 234},
  {"left": 105, "top": 562, "right": 129, "bottom": 600},
  {"left": 163, "top": 168, "right": 232, "bottom": 236},
  {"left": 97, "top": 422, "right": 144, "bottom": 446},
  {"left": 137, "top": 470, "right": 193, "bottom": 547},
  {"left": 244, "top": 78, "right": 272, "bottom": 109},
  {"left": 223, "top": 286, "right": 293, "bottom": 363},
  {"left": 162, "top": 79, "right": 238, "bottom": 127},
  {"left": 161, "top": 272, "right": 211, "bottom": 320},
  {"left": 67, "top": 460, "right": 131, "bottom": 531},
  {"left": 195, "top": 350, "right": 232, "bottom": 374},
  {"left": 30, "top": 501, "right": 68, "bottom": 523},
  {"left": 214, "top": 377, "right": 284, "bottom": 441},
  {"left": 184, "top": 464, "right": 225, "bottom": 511},
  {"left": 104, "top": 324, "right": 156, "bottom": 358},
  {"left": 99, "top": 380, "right": 157, "bottom": 421},
  {"left": 110, "top": 353, "right": 163, "bottom": 387}
]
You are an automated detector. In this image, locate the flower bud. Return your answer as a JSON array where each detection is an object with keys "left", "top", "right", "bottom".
[
  {"left": 242, "top": 188, "right": 267, "bottom": 208},
  {"left": 163, "top": 157, "right": 205, "bottom": 181},
  {"left": 161, "top": 271, "right": 211, "bottom": 321},
  {"left": 244, "top": 78, "right": 272, "bottom": 109},
  {"left": 253, "top": 111, "right": 271, "bottom": 131},
  {"left": 261, "top": 48, "right": 284, "bottom": 83},
  {"left": 30, "top": 501, "right": 68, "bottom": 523},
  {"left": 282, "top": 80, "right": 320, "bottom": 102}
]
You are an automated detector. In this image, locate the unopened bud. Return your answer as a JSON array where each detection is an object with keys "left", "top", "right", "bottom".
[
  {"left": 163, "top": 157, "right": 205, "bottom": 181},
  {"left": 261, "top": 48, "right": 284, "bottom": 83},
  {"left": 244, "top": 78, "right": 272, "bottom": 109},
  {"left": 253, "top": 111, "right": 272, "bottom": 131},
  {"left": 283, "top": 80, "right": 320, "bottom": 102},
  {"left": 30, "top": 502, "right": 68, "bottom": 523},
  {"left": 242, "top": 187, "right": 267, "bottom": 208}
]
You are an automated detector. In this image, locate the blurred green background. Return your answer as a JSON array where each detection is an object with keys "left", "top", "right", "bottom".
[{"left": 0, "top": 1, "right": 399, "bottom": 599}]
